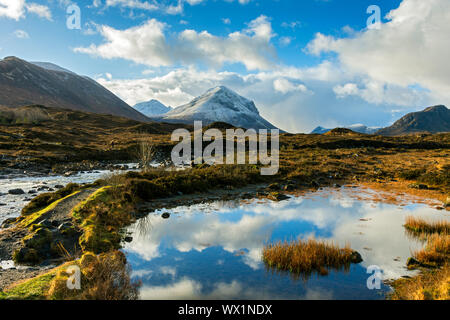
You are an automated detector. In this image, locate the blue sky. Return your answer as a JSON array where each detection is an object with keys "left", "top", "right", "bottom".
[{"left": 1, "top": 0, "right": 448, "bottom": 132}]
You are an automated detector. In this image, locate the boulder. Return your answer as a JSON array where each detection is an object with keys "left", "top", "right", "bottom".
[
  {"left": 161, "top": 212, "right": 170, "bottom": 219},
  {"left": 8, "top": 188, "right": 25, "bottom": 195}
]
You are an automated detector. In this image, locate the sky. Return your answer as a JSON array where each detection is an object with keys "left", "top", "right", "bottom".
[{"left": 0, "top": 0, "right": 449, "bottom": 133}]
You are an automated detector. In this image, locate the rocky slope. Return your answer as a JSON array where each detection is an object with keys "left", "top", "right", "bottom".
[
  {"left": 0, "top": 56, "right": 149, "bottom": 122},
  {"left": 376, "top": 105, "right": 450, "bottom": 136}
]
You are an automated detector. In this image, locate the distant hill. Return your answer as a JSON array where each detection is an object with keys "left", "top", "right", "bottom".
[
  {"left": 153, "top": 86, "right": 279, "bottom": 130},
  {"left": 376, "top": 105, "right": 450, "bottom": 136},
  {"left": 0, "top": 56, "right": 149, "bottom": 122},
  {"left": 133, "top": 99, "right": 171, "bottom": 117},
  {"left": 311, "top": 124, "right": 380, "bottom": 135}
]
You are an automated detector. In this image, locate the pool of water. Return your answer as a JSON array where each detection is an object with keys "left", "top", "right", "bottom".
[{"left": 123, "top": 187, "right": 449, "bottom": 300}]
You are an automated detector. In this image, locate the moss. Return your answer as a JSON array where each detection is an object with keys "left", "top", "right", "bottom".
[
  {"left": 23, "top": 228, "right": 53, "bottom": 250},
  {"left": 17, "top": 191, "right": 81, "bottom": 229},
  {"left": 13, "top": 247, "right": 40, "bottom": 264},
  {"left": 0, "top": 271, "right": 57, "bottom": 300},
  {"left": 21, "top": 183, "right": 81, "bottom": 216}
]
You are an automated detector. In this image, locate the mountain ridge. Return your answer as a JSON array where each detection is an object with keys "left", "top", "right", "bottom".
[
  {"left": 154, "top": 86, "right": 279, "bottom": 130},
  {"left": 0, "top": 56, "right": 149, "bottom": 122},
  {"left": 376, "top": 105, "right": 450, "bottom": 135}
]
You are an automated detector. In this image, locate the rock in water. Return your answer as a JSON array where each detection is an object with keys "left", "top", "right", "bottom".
[
  {"left": 8, "top": 188, "right": 25, "bottom": 195},
  {"left": 161, "top": 212, "right": 170, "bottom": 219}
]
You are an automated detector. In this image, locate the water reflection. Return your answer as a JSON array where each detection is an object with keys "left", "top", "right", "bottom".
[{"left": 123, "top": 187, "right": 449, "bottom": 300}]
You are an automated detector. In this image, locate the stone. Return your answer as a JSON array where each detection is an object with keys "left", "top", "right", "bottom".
[
  {"left": 350, "top": 251, "right": 363, "bottom": 264},
  {"left": 124, "top": 236, "right": 133, "bottom": 243},
  {"left": 161, "top": 212, "right": 170, "bottom": 219},
  {"left": 406, "top": 257, "right": 420, "bottom": 267},
  {"left": 8, "top": 188, "right": 25, "bottom": 195},
  {"left": 54, "top": 185, "right": 64, "bottom": 189}
]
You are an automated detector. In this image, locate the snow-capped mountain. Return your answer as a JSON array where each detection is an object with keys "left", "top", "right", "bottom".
[
  {"left": 156, "top": 86, "right": 279, "bottom": 130},
  {"left": 133, "top": 99, "right": 171, "bottom": 117},
  {"left": 311, "top": 124, "right": 380, "bottom": 134}
]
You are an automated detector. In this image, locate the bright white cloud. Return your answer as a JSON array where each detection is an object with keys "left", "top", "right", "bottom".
[
  {"left": 0, "top": 0, "right": 25, "bottom": 20},
  {"left": 76, "top": 15, "right": 276, "bottom": 71},
  {"left": 306, "top": 0, "right": 450, "bottom": 105},
  {"left": 0, "top": 1, "right": 52, "bottom": 21}
]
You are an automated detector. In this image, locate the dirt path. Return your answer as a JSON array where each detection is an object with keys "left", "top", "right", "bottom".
[{"left": 0, "top": 188, "right": 98, "bottom": 291}]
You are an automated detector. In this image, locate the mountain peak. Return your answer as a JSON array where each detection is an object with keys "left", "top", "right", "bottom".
[
  {"left": 158, "top": 86, "right": 278, "bottom": 130},
  {"left": 133, "top": 99, "right": 171, "bottom": 117},
  {"left": 423, "top": 105, "right": 448, "bottom": 112},
  {"left": 376, "top": 105, "right": 450, "bottom": 135}
]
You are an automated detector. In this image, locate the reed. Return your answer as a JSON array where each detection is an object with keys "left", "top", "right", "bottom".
[
  {"left": 262, "top": 238, "right": 361, "bottom": 277},
  {"left": 404, "top": 216, "right": 450, "bottom": 235}
]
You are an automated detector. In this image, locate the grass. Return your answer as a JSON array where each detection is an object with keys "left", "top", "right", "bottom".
[
  {"left": 404, "top": 216, "right": 450, "bottom": 235},
  {"left": 413, "top": 234, "right": 450, "bottom": 267},
  {"left": 389, "top": 264, "right": 450, "bottom": 300},
  {"left": 16, "top": 190, "right": 81, "bottom": 228},
  {"left": 390, "top": 216, "right": 450, "bottom": 300},
  {"left": 21, "top": 183, "right": 81, "bottom": 216},
  {"left": 262, "top": 238, "right": 362, "bottom": 278},
  {"left": 1, "top": 251, "right": 140, "bottom": 300}
]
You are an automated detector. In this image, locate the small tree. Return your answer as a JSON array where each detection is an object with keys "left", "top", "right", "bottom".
[{"left": 138, "top": 140, "right": 155, "bottom": 171}]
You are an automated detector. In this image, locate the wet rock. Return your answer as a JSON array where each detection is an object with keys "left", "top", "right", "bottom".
[
  {"left": 406, "top": 257, "right": 420, "bottom": 268},
  {"left": 268, "top": 183, "right": 281, "bottom": 191},
  {"left": 124, "top": 236, "right": 133, "bottom": 243},
  {"left": 283, "top": 184, "right": 296, "bottom": 191},
  {"left": 0, "top": 203, "right": 6, "bottom": 206},
  {"left": 1, "top": 217, "right": 16, "bottom": 228},
  {"left": 350, "top": 251, "right": 363, "bottom": 264},
  {"left": 161, "top": 212, "right": 170, "bottom": 219},
  {"left": 408, "top": 183, "right": 428, "bottom": 190},
  {"left": 8, "top": 188, "right": 25, "bottom": 195},
  {"left": 269, "top": 192, "right": 290, "bottom": 202},
  {"left": 28, "top": 190, "right": 37, "bottom": 194},
  {"left": 38, "top": 219, "right": 53, "bottom": 229},
  {"left": 54, "top": 185, "right": 64, "bottom": 189}
]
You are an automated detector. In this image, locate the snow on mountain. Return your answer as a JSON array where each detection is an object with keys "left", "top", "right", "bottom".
[
  {"left": 157, "top": 86, "right": 279, "bottom": 130},
  {"left": 133, "top": 99, "right": 171, "bottom": 117},
  {"left": 311, "top": 124, "right": 380, "bottom": 134},
  {"left": 30, "top": 62, "right": 76, "bottom": 75}
]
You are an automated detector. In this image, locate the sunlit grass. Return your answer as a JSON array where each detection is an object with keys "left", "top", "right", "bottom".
[
  {"left": 404, "top": 216, "right": 450, "bottom": 235},
  {"left": 413, "top": 234, "right": 450, "bottom": 266},
  {"left": 262, "top": 238, "right": 361, "bottom": 278},
  {"left": 389, "top": 264, "right": 450, "bottom": 300}
]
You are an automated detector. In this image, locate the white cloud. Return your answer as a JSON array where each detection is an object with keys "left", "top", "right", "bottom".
[
  {"left": 0, "top": 1, "right": 52, "bottom": 21},
  {"left": 306, "top": 0, "right": 450, "bottom": 106},
  {"left": 26, "top": 3, "right": 52, "bottom": 21},
  {"left": 76, "top": 15, "right": 276, "bottom": 71},
  {"left": 273, "top": 78, "right": 307, "bottom": 94},
  {"left": 14, "top": 29, "right": 29, "bottom": 39},
  {"left": 0, "top": 0, "right": 25, "bottom": 20},
  {"left": 75, "top": 19, "right": 170, "bottom": 67}
]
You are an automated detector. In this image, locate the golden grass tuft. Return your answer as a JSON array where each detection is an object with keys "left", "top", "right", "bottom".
[
  {"left": 389, "top": 264, "right": 450, "bottom": 300},
  {"left": 262, "top": 238, "right": 361, "bottom": 278},
  {"left": 413, "top": 234, "right": 450, "bottom": 266},
  {"left": 404, "top": 216, "right": 450, "bottom": 235}
]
